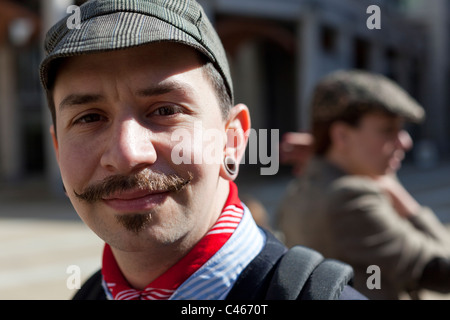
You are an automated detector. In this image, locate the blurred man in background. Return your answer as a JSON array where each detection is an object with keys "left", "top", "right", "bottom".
[{"left": 277, "top": 70, "right": 450, "bottom": 299}]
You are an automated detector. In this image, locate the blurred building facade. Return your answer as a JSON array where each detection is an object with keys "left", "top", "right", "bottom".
[{"left": 0, "top": 0, "right": 448, "bottom": 190}]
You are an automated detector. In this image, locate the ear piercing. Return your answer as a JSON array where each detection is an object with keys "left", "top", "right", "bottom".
[{"left": 224, "top": 156, "right": 237, "bottom": 176}]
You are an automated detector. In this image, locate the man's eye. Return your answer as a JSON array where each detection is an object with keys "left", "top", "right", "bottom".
[
  {"left": 74, "top": 113, "right": 104, "bottom": 124},
  {"left": 153, "top": 105, "right": 182, "bottom": 116}
]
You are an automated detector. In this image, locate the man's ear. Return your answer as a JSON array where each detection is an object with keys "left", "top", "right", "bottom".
[
  {"left": 219, "top": 104, "right": 251, "bottom": 180},
  {"left": 49, "top": 125, "right": 59, "bottom": 163},
  {"left": 329, "top": 121, "right": 351, "bottom": 150}
]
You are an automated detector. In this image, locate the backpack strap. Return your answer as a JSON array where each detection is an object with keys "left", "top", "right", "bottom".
[
  {"left": 265, "top": 245, "right": 323, "bottom": 299},
  {"left": 299, "top": 258, "right": 354, "bottom": 300},
  {"left": 226, "top": 229, "right": 288, "bottom": 300},
  {"left": 265, "top": 245, "right": 354, "bottom": 300}
]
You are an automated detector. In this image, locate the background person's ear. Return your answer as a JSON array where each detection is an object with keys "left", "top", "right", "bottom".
[
  {"left": 329, "top": 121, "right": 351, "bottom": 150},
  {"left": 220, "top": 104, "right": 251, "bottom": 180}
]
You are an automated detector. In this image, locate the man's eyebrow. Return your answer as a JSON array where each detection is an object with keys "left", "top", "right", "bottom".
[
  {"left": 59, "top": 94, "right": 104, "bottom": 111},
  {"left": 136, "top": 81, "right": 196, "bottom": 98},
  {"left": 58, "top": 81, "right": 196, "bottom": 110}
]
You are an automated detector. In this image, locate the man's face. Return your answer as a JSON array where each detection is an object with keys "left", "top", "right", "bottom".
[
  {"left": 51, "top": 43, "right": 233, "bottom": 251},
  {"left": 342, "top": 112, "right": 412, "bottom": 176}
]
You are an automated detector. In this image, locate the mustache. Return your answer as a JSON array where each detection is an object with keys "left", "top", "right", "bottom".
[{"left": 74, "top": 169, "right": 193, "bottom": 203}]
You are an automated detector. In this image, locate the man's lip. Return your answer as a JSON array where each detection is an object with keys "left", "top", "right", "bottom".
[
  {"left": 102, "top": 189, "right": 170, "bottom": 212},
  {"left": 102, "top": 189, "right": 167, "bottom": 201}
]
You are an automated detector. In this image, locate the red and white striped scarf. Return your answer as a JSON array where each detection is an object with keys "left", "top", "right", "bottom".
[{"left": 102, "top": 181, "right": 243, "bottom": 300}]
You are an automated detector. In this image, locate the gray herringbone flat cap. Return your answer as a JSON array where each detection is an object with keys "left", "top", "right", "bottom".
[
  {"left": 311, "top": 70, "right": 425, "bottom": 123},
  {"left": 40, "top": 0, "right": 233, "bottom": 101}
]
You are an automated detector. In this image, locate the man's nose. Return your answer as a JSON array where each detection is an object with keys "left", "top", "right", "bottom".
[
  {"left": 397, "top": 130, "right": 413, "bottom": 151},
  {"left": 100, "top": 118, "right": 157, "bottom": 173}
]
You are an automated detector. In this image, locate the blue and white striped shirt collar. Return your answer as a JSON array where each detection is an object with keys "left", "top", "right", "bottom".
[{"left": 169, "top": 202, "right": 266, "bottom": 300}]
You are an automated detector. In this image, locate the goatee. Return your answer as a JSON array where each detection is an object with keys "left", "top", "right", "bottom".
[{"left": 115, "top": 212, "right": 153, "bottom": 234}]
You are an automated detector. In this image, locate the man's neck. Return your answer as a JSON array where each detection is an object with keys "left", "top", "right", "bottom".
[{"left": 111, "top": 242, "right": 186, "bottom": 290}]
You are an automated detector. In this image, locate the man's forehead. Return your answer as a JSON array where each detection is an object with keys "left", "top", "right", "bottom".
[
  {"left": 53, "top": 43, "right": 205, "bottom": 95},
  {"left": 60, "top": 42, "right": 203, "bottom": 70}
]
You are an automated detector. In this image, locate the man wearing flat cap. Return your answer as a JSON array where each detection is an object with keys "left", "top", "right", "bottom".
[
  {"left": 278, "top": 70, "right": 450, "bottom": 300},
  {"left": 40, "top": 0, "right": 366, "bottom": 300}
]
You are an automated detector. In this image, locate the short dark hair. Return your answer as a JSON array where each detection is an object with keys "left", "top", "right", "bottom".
[{"left": 200, "top": 58, "right": 233, "bottom": 120}]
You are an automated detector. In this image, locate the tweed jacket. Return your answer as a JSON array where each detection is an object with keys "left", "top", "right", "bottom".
[{"left": 277, "top": 157, "right": 450, "bottom": 299}]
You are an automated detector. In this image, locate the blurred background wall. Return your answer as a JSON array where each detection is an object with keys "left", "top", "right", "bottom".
[{"left": 0, "top": 0, "right": 449, "bottom": 189}]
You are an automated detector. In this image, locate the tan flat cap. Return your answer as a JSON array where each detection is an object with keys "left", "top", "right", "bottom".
[{"left": 311, "top": 70, "right": 425, "bottom": 123}]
